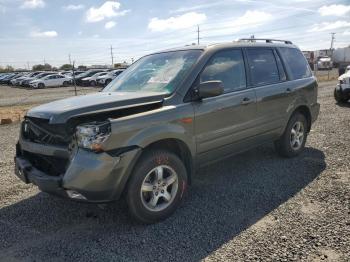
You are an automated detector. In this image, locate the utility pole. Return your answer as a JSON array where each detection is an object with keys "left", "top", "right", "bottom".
[
  {"left": 330, "top": 32, "right": 336, "bottom": 51},
  {"left": 328, "top": 33, "right": 336, "bottom": 80},
  {"left": 110, "top": 45, "right": 114, "bottom": 68},
  {"left": 68, "top": 53, "right": 72, "bottom": 66},
  {"left": 72, "top": 61, "right": 77, "bottom": 96},
  {"left": 27, "top": 61, "right": 30, "bottom": 70},
  {"left": 197, "top": 25, "right": 200, "bottom": 45}
]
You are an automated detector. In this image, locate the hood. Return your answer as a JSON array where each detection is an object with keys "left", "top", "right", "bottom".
[
  {"left": 82, "top": 77, "right": 92, "bottom": 81},
  {"left": 27, "top": 91, "right": 166, "bottom": 124}
]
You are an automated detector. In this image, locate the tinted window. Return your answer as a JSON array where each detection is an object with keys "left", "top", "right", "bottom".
[
  {"left": 200, "top": 49, "right": 246, "bottom": 92},
  {"left": 246, "top": 49, "right": 280, "bottom": 86},
  {"left": 279, "top": 47, "right": 312, "bottom": 80}
]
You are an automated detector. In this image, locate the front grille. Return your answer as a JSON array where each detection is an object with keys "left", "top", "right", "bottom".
[{"left": 22, "top": 117, "right": 70, "bottom": 146}]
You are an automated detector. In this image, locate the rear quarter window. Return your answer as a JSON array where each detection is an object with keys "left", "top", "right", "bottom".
[{"left": 279, "top": 47, "right": 312, "bottom": 80}]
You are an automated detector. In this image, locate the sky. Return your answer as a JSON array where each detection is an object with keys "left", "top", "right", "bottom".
[{"left": 0, "top": 0, "right": 349, "bottom": 68}]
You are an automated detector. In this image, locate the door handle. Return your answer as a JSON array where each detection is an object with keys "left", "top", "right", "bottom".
[{"left": 241, "top": 97, "right": 253, "bottom": 105}]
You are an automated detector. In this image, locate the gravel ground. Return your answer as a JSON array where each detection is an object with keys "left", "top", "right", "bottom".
[{"left": 0, "top": 81, "right": 349, "bottom": 261}]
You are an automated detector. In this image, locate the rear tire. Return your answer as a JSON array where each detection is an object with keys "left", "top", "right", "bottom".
[
  {"left": 334, "top": 88, "right": 348, "bottom": 103},
  {"left": 126, "top": 150, "right": 188, "bottom": 224},
  {"left": 62, "top": 81, "right": 69, "bottom": 87},
  {"left": 275, "top": 113, "right": 307, "bottom": 158}
]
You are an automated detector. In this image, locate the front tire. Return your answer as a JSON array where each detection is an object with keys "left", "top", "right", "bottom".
[
  {"left": 90, "top": 80, "right": 96, "bottom": 87},
  {"left": 126, "top": 150, "right": 188, "bottom": 224},
  {"left": 38, "top": 83, "right": 45, "bottom": 89},
  {"left": 275, "top": 113, "right": 307, "bottom": 158}
]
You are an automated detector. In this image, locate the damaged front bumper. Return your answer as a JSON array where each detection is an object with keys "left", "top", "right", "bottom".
[{"left": 15, "top": 135, "right": 141, "bottom": 202}]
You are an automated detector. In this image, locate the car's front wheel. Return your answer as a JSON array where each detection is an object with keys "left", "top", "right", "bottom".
[
  {"left": 275, "top": 113, "right": 307, "bottom": 157},
  {"left": 126, "top": 150, "right": 188, "bottom": 224},
  {"left": 90, "top": 80, "right": 96, "bottom": 87}
]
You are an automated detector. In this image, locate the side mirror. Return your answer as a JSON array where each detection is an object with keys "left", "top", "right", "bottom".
[{"left": 196, "top": 80, "right": 224, "bottom": 99}]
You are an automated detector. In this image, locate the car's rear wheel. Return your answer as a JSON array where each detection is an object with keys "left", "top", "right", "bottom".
[
  {"left": 62, "top": 81, "right": 69, "bottom": 87},
  {"left": 275, "top": 113, "right": 307, "bottom": 158},
  {"left": 126, "top": 150, "right": 187, "bottom": 224}
]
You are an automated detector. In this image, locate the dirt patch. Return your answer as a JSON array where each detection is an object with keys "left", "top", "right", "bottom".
[{"left": 0, "top": 105, "right": 34, "bottom": 125}]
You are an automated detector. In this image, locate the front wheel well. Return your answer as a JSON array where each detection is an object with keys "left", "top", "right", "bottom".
[
  {"left": 142, "top": 139, "right": 194, "bottom": 184},
  {"left": 292, "top": 106, "right": 312, "bottom": 132}
]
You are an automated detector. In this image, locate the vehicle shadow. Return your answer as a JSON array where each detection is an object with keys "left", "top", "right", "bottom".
[
  {"left": 336, "top": 101, "right": 350, "bottom": 107},
  {"left": 0, "top": 145, "right": 326, "bottom": 261}
]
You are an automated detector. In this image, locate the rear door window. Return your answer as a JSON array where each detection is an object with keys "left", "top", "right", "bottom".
[
  {"left": 246, "top": 48, "right": 280, "bottom": 86},
  {"left": 279, "top": 47, "right": 312, "bottom": 80}
]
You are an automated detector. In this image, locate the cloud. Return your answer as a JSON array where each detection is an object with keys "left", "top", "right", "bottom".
[
  {"left": 343, "top": 30, "right": 350, "bottom": 36},
  {"left": 30, "top": 30, "right": 57, "bottom": 38},
  {"left": 20, "top": 0, "right": 45, "bottom": 9},
  {"left": 230, "top": 10, "right": 272, "bottom": 28},
  {"left": 318, "top": 4, "right": 350, "bottom": 16},
  {"left": 86, "top": 1, "right": 129, "bottom": 23},
  {"left": 309, "top": 21, "right": 350, "bottom": 32},
  {"left": 105, "top": 21, "right": 116, "bottom": 29},
  {"left": 148, "top": 12, "right": 207, "bottom": 32},
  {"left": 64, "top": 4, "right": 84, "bottom": 11}
]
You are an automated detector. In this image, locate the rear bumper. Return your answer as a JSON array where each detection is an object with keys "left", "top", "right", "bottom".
[{"left": 15, "top": 137, "right": 141, "bottom": 202}]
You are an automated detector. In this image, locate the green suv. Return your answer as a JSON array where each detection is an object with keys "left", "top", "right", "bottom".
[{"left": 15, "top": 39, "right": 320, "bottom": 224}]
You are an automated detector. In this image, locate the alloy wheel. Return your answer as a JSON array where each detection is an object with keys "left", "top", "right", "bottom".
[{"left": 140, "top": 165, "right": 178, "bottom": 212}]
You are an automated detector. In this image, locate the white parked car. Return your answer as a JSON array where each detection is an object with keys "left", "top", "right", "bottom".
[
  {"left": 81, "top": 71, "right": 109, "bottom": 86},
  {"left": 29, "top": 74, "right": 72, "bottom": 89},
  {"left": 97, "top": 69, "right": 125, "bottom": 86},
  {"left": 334, "top": 65, "right": 350, "bottom": 103}
]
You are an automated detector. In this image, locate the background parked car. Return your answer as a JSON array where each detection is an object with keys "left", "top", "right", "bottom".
[
  {"left": 29, "top": 74, "right": 72, "bottom": 89},
  {"left": 1, "top": 72, "right": 25, "bottom": 85},
  {"left": 74, "top": 69, "right": 106, "bottom": 86},
  {"left": 81, "top": 71, "right": 110, "bottom": 86},
  {"left": 21, "top": 72, "right": 56, "bottom": 87},
  {"left": 11, "top": 71, "right": 43, "bottom": 86},
  {"left": 97, "top": 69, "right": 125, "bottom": 86}
]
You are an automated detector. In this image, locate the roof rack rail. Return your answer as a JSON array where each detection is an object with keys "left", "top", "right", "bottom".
[{"left": 238, "top": 38, "right": 293, "bottom": 44}]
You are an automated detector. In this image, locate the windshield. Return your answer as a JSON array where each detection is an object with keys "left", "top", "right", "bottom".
[{"left": 103, "top": 50, "right": 202, "bottom": 94}]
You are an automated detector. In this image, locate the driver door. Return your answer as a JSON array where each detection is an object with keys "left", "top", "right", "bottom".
[{"left": 193, "top": 49, "right": 258, "bottom": 165}]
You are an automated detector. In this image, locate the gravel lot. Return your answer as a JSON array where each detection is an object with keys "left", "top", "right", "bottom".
[
  {"left": 0, "top": 81, "right": 349, "bottom": 261},
  {"left": 0, "top": 85, "right": 97, "bottom": 107}
]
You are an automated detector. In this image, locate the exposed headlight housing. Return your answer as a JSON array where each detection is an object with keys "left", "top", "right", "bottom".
[{"left": 75, "top": 121, "right": 111, "bottom": 152}]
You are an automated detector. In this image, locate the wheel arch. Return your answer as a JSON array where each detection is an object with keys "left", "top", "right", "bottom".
[
  {"left": 292, "top": 105, "right": 312, "bottom": 132},
  {"left": 140, "top": 138, "right": 194, "bottom": 185}
]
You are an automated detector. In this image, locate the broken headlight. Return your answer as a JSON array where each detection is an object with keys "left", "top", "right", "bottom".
[{"left": 75, "top": 121, "right": 111, "bottom": 152}]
